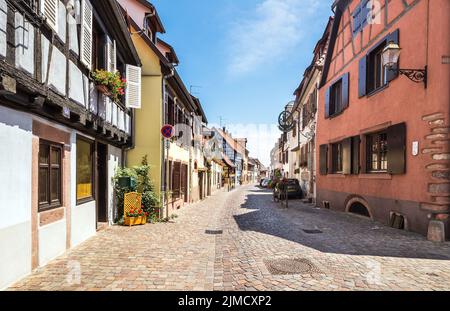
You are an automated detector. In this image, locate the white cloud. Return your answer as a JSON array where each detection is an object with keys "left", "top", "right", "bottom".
[
  {"left": 215, "top": 123, "right": 281, "bottom": 167},
  {"left": 227, "top": 0, "right": 322, "bottom": 76}
]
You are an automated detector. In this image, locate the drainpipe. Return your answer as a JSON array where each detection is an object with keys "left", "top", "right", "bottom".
[{"left": 161, "top": 66, "right": 175, "bottom": 219}]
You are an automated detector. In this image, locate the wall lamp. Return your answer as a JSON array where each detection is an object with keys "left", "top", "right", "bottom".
[{"left": 382, "top": 41, "right": 428, "bottom": 88}]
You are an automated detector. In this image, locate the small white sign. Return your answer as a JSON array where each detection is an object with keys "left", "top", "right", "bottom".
[{"left": 412, "top": 141, "right": 419, "bottom": 156}]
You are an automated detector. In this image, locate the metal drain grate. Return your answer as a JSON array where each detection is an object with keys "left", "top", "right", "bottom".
[
  {"left": 264, "top": 258, "right": 322, "bottom": 275},
  {"left": 302, "top": 229, "right": 323, "bottom": 234},
  {"left": 205, "top": 229, "right": 223, "bottom": 235}
]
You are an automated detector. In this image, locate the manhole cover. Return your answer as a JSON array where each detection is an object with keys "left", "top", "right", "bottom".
[
  {"left": 205, "top": 229, "right": 223, "bottom": 235},
  {"left": 303, "top": 229, "right": 323, "bottom": 234},
  {"left": 264, "top": 258, "right": 322, "bottom": 275}
]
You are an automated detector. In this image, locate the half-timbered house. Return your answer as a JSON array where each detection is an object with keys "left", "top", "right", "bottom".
[{"left": 0, "top": 0, "right": 141, "bottom": 288}]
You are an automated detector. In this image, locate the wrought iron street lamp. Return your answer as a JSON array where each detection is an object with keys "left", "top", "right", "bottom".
[{"left": 382, "top": 41, "right": 427, "bottom": 88}]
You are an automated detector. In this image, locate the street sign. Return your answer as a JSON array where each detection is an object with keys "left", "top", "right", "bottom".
[{"left": 161, "top": 124, "right": 174, "bottom": 139}]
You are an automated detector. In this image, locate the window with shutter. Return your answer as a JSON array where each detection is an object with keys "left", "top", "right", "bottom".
[
  {"left": 352, "top": 0, "right": 370, "bottom": 36},
  {"left": 80, "top": 0, "right": 93, "bottom": 69},
  {"left": 366, "top": 131, "right": 388, "bottom": 172},
  {"left": 367, "top": 44, "right": 388, "bottom": 93},
  {"left": 40, "top": 0, "right": 59, "bottom": 32},
  {"left": 325, "top": 72, "right": 349, "bottom": 118},
  {"left": 331, "top": 142, "right": 344, "bottom": 173},
  {"left": 125, "top": 64, "right": 142, "bottom": 109}
]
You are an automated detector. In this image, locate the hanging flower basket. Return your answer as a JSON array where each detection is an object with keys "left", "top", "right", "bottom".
[
  {"left": 95, "top": 84, "right": 111, "bottom": 96},
  {"left": 91, "top": 69, "right": 126, "bottom": 102}
]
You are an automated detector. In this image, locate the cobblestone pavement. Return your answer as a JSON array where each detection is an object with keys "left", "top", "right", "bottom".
[{"left": 9, "top": 185, "right": 450, "bottom": 291}]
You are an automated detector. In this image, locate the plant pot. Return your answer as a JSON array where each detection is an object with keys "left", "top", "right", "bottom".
[
  {"left": 124, "top": 216, "right": 147, "bottom": 226},
  {"left": 96, "top": 84, "right": 111, "bottom": 96}
]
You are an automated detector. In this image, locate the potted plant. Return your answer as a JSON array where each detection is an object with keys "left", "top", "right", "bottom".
[
  {"left": 124, "top": 206, "right": 148, "bottom": 226},
  {"left": 91, "top": 69, "right": 126, "bottom": 102}
]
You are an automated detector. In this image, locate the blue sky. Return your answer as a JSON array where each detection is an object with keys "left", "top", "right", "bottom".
[{"left": 151, "top": 0, "right": 332, "bottom": 165}]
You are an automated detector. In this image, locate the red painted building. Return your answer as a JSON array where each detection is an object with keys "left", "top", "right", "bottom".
[{"left": 316, "top": 0, "right": 450, "bottom": 241}]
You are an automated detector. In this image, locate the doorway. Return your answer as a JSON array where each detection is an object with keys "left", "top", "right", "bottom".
[{"left": 96, "top": 142, "right": 108, "bottom": 228}]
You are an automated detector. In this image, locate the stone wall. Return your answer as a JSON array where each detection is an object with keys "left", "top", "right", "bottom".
[{"left": 421, "top": 113, "right": 450, "bottom": 241}]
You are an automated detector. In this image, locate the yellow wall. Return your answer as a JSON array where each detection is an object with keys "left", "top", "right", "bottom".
[{"left": 126, "top": 29, "right": 163, "bottom": 198}]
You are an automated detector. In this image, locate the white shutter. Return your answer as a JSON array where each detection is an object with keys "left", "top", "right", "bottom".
[
  {"left": 125, "top": 64, "right": 142, "bottom": 109},
  {"left": 107, "top": 39, "right": 117, "bottom": 72},
  {"left": 80, "top": 0, "right": 93, "bottom": 69},
  {"left": 40, "top": 0, "right": 58, "bottom": 32}
]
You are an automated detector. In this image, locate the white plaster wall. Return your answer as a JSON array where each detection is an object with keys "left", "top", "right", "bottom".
[
  {"left": 0, "top": 0, "right": 6, "bottom": 58},
  {"left": 108, "top": 145, "right": 122, "bottom": 224},
  {"left": 48, "top": 46, "right": 67, "bottom": 96},
  {"left": 70, "top": 132, "right": 96, "bottom": 247},
  {"left": 41, "top": 35, "right": 50, "bottom": 82},
  {"left": 69, "top": 61, "right": 85, "bottom": 107},
  {"left": 38, "top": 218, "right": 66, "bottom": 267},
  {"left": 15, "top": 13, "right": 35, "bottom": 75},
  {"left": 68, "top": 14, "right": 79, "bottom": 55},
  {"left": 57, "top": 0, "right": 66, "bottom": 44},
  {"left": 71, "top": 201, "right": 96, "bottom": 247},
  {"left": 0, "top": 106, "right": 32, "bottom": 289}
]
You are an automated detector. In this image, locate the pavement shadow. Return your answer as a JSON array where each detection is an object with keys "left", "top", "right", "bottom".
[{"left": 233, "top": 190, "right": 450, "bottom": 261}]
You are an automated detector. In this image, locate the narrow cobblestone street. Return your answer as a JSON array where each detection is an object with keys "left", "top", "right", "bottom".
[{"left": 9, "top": 185, "right": 450, "bottom": 291}]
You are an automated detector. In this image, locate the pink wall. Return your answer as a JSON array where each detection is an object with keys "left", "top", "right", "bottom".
[
  {"left": 117, "top": 0, "right": 149, "bottom": 28},
  {"left": 317, "top": 0, "right": 450, "bottom": 205}
]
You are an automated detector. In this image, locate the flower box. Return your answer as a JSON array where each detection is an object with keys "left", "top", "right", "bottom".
[
  {"left": 124, "top": 216, "right": 147, "bottom": 227},
  {"left": 96, "top": 84, "right": 111, "bottom": 96}
]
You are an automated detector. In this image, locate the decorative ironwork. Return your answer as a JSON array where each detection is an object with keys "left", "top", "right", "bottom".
[
  {"left": 389, "top": 66, "right": 427, "bottom": 88},
  {"left": 278, "top": 110, "right": 295, "bottom": 133}
]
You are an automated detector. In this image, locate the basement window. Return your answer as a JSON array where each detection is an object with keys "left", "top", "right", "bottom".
[
  {"left": 390, "top": 213, "right": 406, "bottom": 230},
  {"left": 348, "top": 202, "right": 371, "bottom": 218}
]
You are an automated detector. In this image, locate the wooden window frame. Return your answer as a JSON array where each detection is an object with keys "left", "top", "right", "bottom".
[
  {"left": 38, "top": 140, "right": 63, "bottom": 212},
  {"left": 367, "top": 43, "right": 387, "bottom": 94},
  {"left": 76, "top": 136, "right": 95, "bottom": 204},
  {"left": 329, "top": 79, "right": 342, "bottom": 117},
  {"left": 366, "top": 131, "right": 388, "bottom": 173}
]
